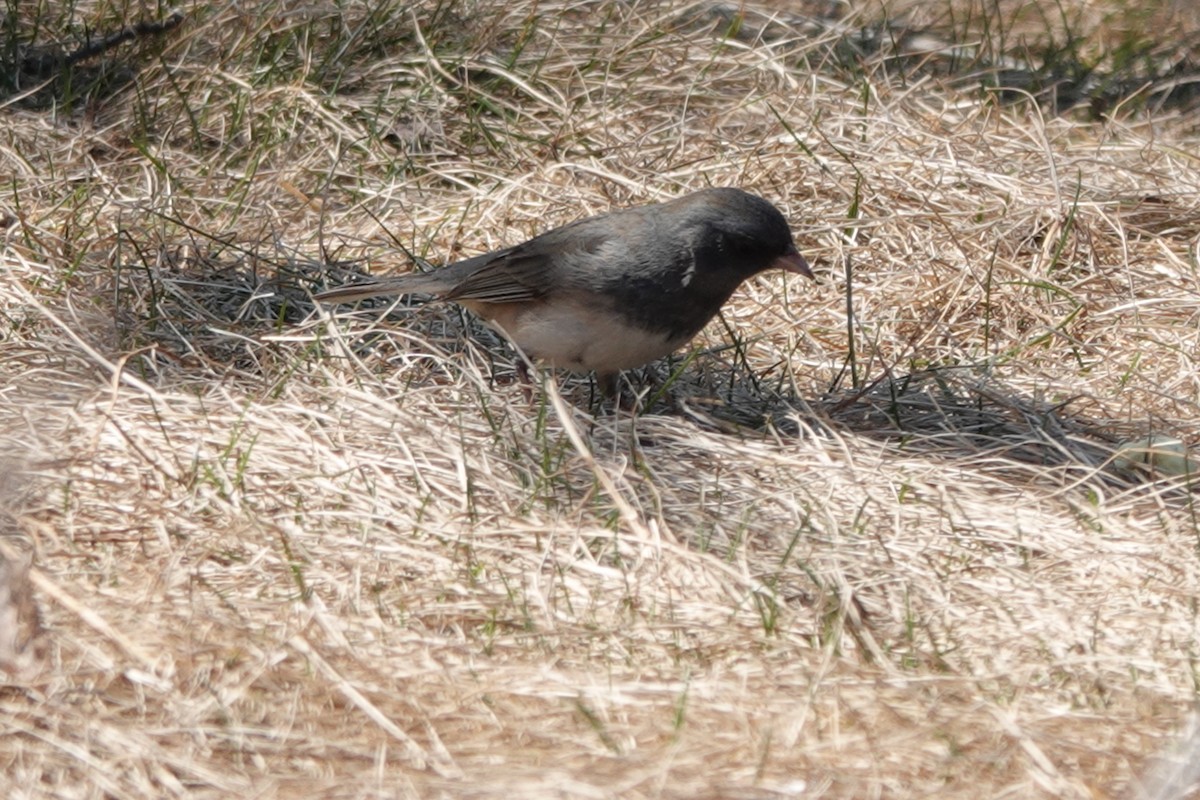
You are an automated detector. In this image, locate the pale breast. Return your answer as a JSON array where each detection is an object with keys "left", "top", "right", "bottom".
[{"left": 460, "top": 299, "right": 691, "bottom": 374}]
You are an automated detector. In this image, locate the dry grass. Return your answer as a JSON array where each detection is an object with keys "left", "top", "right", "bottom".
[{"left": 2, "top": 0, "right": 1200, "bottom": 797}]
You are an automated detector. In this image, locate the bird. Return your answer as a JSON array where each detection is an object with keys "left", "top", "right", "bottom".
[{"left": 315, "top": 187, "right": 812, "bottom": 395}]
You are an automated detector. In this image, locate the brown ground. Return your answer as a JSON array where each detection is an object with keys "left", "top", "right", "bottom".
[{"left": 2, "top": 1, "right": 1199, "bottom": 798}]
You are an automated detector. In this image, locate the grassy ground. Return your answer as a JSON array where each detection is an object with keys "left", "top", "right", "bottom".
[{"left": 2, "top": 0, "right": 1200, "bottom": 797}]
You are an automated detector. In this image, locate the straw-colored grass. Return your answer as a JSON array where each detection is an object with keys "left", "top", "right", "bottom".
[{"left": 2, "top": 0, "right": 1199, "bottom": 797}]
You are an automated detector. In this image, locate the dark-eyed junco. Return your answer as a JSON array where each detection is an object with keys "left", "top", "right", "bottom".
[{"left": 316, "top": 187, "right": 812, "bottom": 393}]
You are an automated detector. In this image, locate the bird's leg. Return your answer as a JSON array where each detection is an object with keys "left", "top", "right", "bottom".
[
  {"left": 596, "top": 371, "right": 619, "bottom": 400},
  {"left": 595, "top": 372, "right": 641, "bottom": 412},
  {"left": 515, "top": 359, "right": 536, "bottom": 402}
]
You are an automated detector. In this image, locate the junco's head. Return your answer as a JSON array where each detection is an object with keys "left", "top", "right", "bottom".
[
  {"left": 682, "top": 187, "right": 809, "bottom": 278},
  {"left": 316, "top": 187, "right": 812, "bottom": 396}
]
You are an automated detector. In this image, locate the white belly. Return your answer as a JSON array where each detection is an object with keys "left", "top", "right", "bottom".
[{"left": 478, "top": 300, "right": 689, "bottom": 374}]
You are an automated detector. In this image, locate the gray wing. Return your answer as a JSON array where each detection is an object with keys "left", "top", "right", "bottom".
[
  {"left": 316, "top": 213, "right": 618, "bottom": 305},
  {"left": 443, "top": 217, "right": 612, "bottom": 303}
]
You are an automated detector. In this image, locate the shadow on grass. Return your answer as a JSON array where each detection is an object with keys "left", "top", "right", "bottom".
[
  {"left": 634, "top": 353, "right": 1187, "bottom": 496},
  {"left": 0, "top": 8, "right": 183, "bottom": 110},
  {"left": 819, "top": 367, "right": 1115, "bottom": 469},
  {"left": 711, "top": 363, "right": 1200, "bottom": 501}
]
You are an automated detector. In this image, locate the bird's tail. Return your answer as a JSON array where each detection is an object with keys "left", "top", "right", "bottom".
[{"left": 314, "top": 273, "right": 451, "bottom": 304}]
